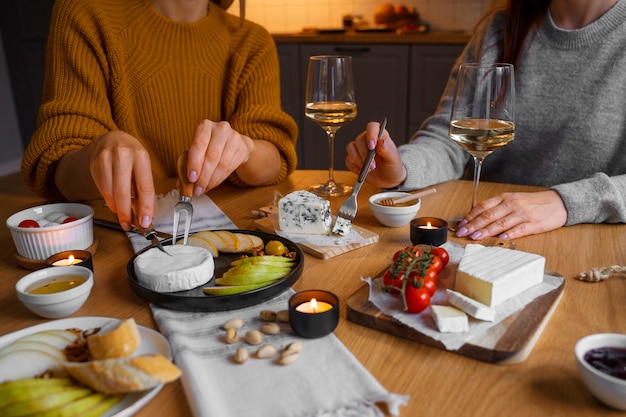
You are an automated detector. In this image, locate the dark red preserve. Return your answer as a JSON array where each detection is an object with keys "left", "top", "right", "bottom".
[{"left": 584, "top": 347, "right": 626, "bottom": 380}]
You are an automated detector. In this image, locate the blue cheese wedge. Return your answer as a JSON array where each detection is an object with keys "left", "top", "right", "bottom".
[
  {"left": 430, "top": 305, "right": 468, "bottom": 333},
  {"left": 455, "top": 244, "right": 545, "bottom": 307},
  {"left": 332, "top": 216, "right": 352, "bottom": 236},
  {"left": 446, "top": 289, "right": 496, "bottom": 322},
  {"left": 278, "top": 191, "right": 332, "bottom": 235}
]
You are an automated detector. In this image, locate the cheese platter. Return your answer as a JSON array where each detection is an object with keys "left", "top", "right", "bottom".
[{"left": 126, "top": 229, "right": 304, "bottom": 312}]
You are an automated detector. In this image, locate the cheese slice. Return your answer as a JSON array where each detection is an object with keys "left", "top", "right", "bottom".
[
  {"left": 278, "top": 190, "right": 332, "bottom": 235},
  {"left": 332, "top": 216, "right": 352, "bottom": 236},
  {"left": 446, "top": 289, "right": 496, "bottom": 322},
  {"left": 134, "top": 245, "right": 214, "bottom": 292},
  {"left": 455, "top": 244, "right": 545, "bottom": 307},
  {"left": 430, "top": 305, "right": 468, "bottom": 333}
]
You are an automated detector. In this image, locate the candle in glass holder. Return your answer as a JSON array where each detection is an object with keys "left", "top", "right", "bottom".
[
  {"left": 410, "top": 217, "right": 448, "bottom": 246},
  {"left": 46, "top": 250, "right": 93, "bottom": 272},
  {"left": 289, "top": 290, "right": 339, "bottom": 338}
]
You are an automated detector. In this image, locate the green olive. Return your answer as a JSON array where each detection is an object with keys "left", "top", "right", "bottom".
[{"left": 265, "top": 240, "right": 285, "bottom": 256}]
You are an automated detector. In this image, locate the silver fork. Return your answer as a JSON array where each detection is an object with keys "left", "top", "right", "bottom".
[
  {"left": 172, "top": 151, "right": 194, "bottom": 245},
  {"left": 334, "top": 118, "right": 387, "bottom": 234}
]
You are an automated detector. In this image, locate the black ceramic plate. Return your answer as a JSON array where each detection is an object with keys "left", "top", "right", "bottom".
[{"left": 126, "top": 230, "right": 304, "bottom": 312}]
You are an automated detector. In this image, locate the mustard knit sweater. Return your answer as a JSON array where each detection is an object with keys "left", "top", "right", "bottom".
[{"left": 22, "top": 0, "right": 298, "bottom": 199}]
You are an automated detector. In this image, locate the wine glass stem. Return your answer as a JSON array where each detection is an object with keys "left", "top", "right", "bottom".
[
  {"left": 471, "top": 156, "right": 484, "bottom": 209},
  {"left": 325, "top": 129, "right": 337, "bottom": 186}
]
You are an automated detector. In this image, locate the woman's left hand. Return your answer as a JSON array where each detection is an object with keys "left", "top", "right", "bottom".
[{"left": 455, "top": 190, "right": 568, "bottom": 240}]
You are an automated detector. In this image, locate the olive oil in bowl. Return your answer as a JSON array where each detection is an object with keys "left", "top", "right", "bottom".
[{"left": 26, "top": 275, "right": 87, "bottom": 294}]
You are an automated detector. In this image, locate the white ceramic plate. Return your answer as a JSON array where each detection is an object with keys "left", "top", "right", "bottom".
[{"left": 0, "top": 316, "right": 172, "bottom": 417}]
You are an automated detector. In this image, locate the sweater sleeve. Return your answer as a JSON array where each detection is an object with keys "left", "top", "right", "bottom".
[
  {"left": 21, "top": 0, "right": 115, "bottom": 199},
  {"left": 396, "top": 12, "right": 504, "bottom": 191},
  {"left": 223, "top": 24, "right": 298, "bottom": 187},
  {"left": 552, "top": 173, "right": 626, "bottom": 225}
]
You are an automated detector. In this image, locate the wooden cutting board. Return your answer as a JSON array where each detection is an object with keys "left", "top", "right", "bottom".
[
  {"left": 346, "top": 271, "right": 565, "bottom": 364},
  {"left": 254, "top": 217, "right": 378, "bottom": 259}
]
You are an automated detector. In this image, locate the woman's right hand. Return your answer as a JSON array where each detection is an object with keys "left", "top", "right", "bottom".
[
  {"left": 87, "top": 131, "right": 155, "bottom": 232},
  {"left": 344, "top": 121, "right": 407, "bottom": 189}
]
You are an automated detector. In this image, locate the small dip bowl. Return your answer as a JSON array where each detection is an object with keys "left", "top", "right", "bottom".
[
  {"left": 369, "top": 191, "right": 421, "bottom": 227},
  {"left": 575, "top": 333, "right": 626, "bottom": 410},
  {"left": 6, "top": 202, "right": 94, "bottom": 261},
  {"left": 16, "top": 266, "right": 94, "bottom": 319}
]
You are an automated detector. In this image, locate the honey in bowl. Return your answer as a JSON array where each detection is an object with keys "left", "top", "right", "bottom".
[
  {"left": 374, "top": 199, "right": 417, "bottom": 207},
  {"left": 26, "top": 275, "right": 87, "bottom": 294}
]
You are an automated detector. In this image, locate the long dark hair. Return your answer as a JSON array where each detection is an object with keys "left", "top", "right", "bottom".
[{"left": 501, "top": 0, "right": 550, "bottom": 66}]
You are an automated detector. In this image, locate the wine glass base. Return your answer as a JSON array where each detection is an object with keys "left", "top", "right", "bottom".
[{"left": 309, "top": 183, "right": 353, "bottom": 197}]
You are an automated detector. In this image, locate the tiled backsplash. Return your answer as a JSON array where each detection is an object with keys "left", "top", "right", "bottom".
[{"left": 229, "top": 0, "right": 503, "bottom": 34}]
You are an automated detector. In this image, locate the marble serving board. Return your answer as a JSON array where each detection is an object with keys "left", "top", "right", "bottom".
[
  {"left": 254, "top": 216, "right": 378, "bottom": 259},
  {"left": 346, "top": 267, "right": 565, "bottom": 364}
]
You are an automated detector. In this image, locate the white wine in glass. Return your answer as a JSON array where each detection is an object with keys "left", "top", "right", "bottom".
[
  {"left": 305, "top": 55, "right": 357, "bottom": 197},
  {"left": 449, "top": 63, "right": 515, "bottom": 208}
]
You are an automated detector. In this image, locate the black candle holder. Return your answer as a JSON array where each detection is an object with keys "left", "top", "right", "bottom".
[
  {"left": 289, "top": 290, "right": 339, "bottom": 338},
  {"left": 410, "top": 217, "right": 448, "bottom": 246},
  {"left": 46, "top": 250, "right": 94, "bottom": 272}
]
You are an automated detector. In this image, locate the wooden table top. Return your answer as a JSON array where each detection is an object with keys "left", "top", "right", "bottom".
[{"left": 1, "top": 170, "right": 625, "bottom": 416}]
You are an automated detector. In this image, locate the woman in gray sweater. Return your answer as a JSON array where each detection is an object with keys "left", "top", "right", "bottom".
[{"left": 346, "top": 0, "right": 626, "bottom": 240}]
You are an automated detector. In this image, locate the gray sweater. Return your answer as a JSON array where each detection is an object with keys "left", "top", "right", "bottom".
[{"left": 398, "top": 1, "right": 626, "bottom": 226}]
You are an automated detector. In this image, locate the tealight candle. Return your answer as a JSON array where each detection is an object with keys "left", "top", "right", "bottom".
[
  {"left": 46, "top": 250, "right": 94, "bottom": 272},
  {"left": 289, "top": 290, "right": 339, "bottom": 338},
  {"left": 410, "top": 217, "right": 448, "bottom": 246}
]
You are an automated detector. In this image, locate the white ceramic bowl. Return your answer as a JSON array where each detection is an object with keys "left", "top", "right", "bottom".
[
  {"left": 575, "top": 333, "right": 626, "bottom": 410},
  {"left": 369, "top": 191, "right": 421, "bottom": 227},
  {"left": 6, "top": 202, "right": 94, "bottom": 260},
  {"left": 15, "top": 265, "right": 93, "bottom": 319}
]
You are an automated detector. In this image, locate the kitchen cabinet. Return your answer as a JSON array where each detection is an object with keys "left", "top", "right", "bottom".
[{"left": 276, "top": 41, "right": 466, "bottom": 169}]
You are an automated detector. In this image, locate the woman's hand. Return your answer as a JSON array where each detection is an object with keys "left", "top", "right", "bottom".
[
  {"left": 455, "top": 190, "right": 568, "bottom": 240},
  {"left": 345, "top": 121, "right": 407, "bottom": 189},
  {"left": 185, "top": 120, "right": 280, "bottom": 195},
  {"left": 54, "top": 130, "right": 155, "bottom": 232}
]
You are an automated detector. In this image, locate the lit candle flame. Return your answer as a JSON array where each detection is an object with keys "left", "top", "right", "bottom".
[
  {"left": 310, "top": 298, "right": 318, "bottom": 313},
  {"left": 68, "top": 255, "right": 75, "bottom": 264}
]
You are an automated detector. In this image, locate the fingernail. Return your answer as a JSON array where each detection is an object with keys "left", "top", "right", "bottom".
[
  {"left": 499, "top": 233, "right": 509, "bottom": 240},
  {"left": 458, "top": 219, "right": 468, "bottom": 227},
  {"left": 121, "top": 222, "right": 131, "bottom": 231},
  {"left": 456, "top": 226, "right": 469, "bottom": 237},
  {"left": 194, "top": 186, "right": 203, "bottom": 196},
  {"left": 141, "top": 215, "right": 151, "bottom": 229},
  {"left": 369, "top": 139, "right": 376, "bottom": 149},
  {"left": 189, "top": 170, "right": 198, "bottom": 182},
  {"left": 470, "top": 231, "right": 482, "bottom": 240}
]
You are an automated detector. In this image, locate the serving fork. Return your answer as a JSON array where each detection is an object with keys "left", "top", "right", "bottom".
[
  {"left": 172, "top": 151, "right": 194, "bottom": 245},
  {"left": 334, "top": 118, "right": 387, "bottom": 233}
]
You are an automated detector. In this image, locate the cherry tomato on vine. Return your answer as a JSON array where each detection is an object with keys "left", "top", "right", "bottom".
[
  {"left": 424, "top": 267, "right": 439, "bottom": 283},
  {"left": 404, "top": 284, "right": 431, "bottom": 313},
  {"left": 383, "top": 269, "right": 404, "bottom": 294},
  {"left": 422, "top": 276, "right": 437, "bottom": 296},
  {"left": 432, "top": 247, "right": 450, "bottom": 268},
  {"left": 428, "top": 255, "right": 443, "bottom": 274}
]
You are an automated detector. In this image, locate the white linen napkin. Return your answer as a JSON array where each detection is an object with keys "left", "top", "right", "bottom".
[
  {"left": 150, "top": 292, "right": 409, "bottom": 417},
  {"left": 128, "top": 190, "right": 237, "bottom": 252}
]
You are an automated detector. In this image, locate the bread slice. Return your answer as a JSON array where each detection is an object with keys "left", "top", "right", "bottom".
[
  {"left": 87, "top": 319, "right": 141, "bottom": 360},
  {"left": 63, "top": 354, "right": 181, "bottom": 394}
]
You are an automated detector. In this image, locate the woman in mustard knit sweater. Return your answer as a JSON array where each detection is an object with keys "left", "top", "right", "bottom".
[{"left": 22, "top": 0, "right": 298, "bottom": 232}]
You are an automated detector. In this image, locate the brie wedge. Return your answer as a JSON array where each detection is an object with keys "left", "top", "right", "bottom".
[
  {"left": 455, "top": 244, "right": 545, "bottom": 307},
  {"left": 430, "top": 305, "right": 468, "bottom": 333},
  {"left": 134, "top": 245, "right": 214, "bottom": 292}
]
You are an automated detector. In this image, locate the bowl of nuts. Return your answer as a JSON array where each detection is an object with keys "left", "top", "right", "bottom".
[{"left": 6, "top": 202, "right": 94, "bottom": 261}]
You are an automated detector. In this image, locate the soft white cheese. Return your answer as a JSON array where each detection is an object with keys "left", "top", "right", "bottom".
[
  {"left": 430, "top": 305, "right": 468, "bottom": 333},
  {"left": 332, "top": 216, "right": 352, "bottom": 236},
  {"left": 278, "top": 190, "right": 332, "bottom": 235},
  {"left": 134, "top": 245, "right": 214, "bottom": 292},
  {"left": 455, "top": 244, "right": 545, "bottom": 307},
  {"left": 446, "top": 289, "right": 496, "bottom": 322}
]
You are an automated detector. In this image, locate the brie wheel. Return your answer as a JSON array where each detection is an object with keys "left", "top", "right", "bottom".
[{"left": 134, "top": 245, "right": 214, "bottom": 292}]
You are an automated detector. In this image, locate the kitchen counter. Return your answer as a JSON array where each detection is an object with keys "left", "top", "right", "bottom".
[{"left": 272, "top": 31, "right": 471, "bottom": 45}]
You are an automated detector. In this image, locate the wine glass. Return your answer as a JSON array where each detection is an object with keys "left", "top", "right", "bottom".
[
  {"left": 449, "top": 63, "right": 515, "bottom": 208},
  {"left": 305, "top": 55, "right": 357, "bottom": 197}
]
